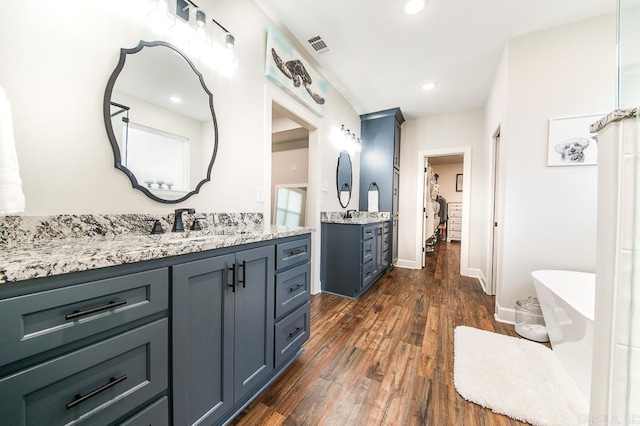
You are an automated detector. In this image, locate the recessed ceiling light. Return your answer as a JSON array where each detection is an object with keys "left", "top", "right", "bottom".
[
  {"left": 422, "top": 82, "right": 437, "bottom": 91},
  {"left": 403, "top": 0, "right": 426, "bottom": 15},
  {"left": 169, "top": 96, "right": 182, "bottom": 103}
]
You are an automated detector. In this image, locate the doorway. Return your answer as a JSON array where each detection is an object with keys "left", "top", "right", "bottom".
[
  {"left": 488, "top": 126, "right": 501, "bottom": 296},
  {"left": 415, "top": 147, "right": 472, "bottom": 277},
  {"left": 270, "top": 103, "right": 309, "bottom": 226},
  {"left": 421, "top": 154, "right": 464, "bottom": 268},
  {"left": 264, "top": 86, "right": 321, "bottom": 293}
]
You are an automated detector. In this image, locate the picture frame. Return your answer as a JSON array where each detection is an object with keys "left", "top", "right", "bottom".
[
  {"left": 264, "top": 26, "right": 327, "bottom": 116},
  {"left": 456, "top": 174, "right": 463, "bottom": 192},
  {"left": 547, "top": 113, "right": 603, "bottom": 166}
]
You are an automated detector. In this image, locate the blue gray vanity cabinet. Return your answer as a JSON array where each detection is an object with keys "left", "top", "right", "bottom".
[
  {"left": 359, "top": 108, "right": 404, "bottom": 266},
  {"left": 321, "top": 221, "right": 390, "bottom": 298},
  {"left": 0, "top": 267, "right": 170, "bottom": 426},
  {"left": 172, "top": 246, "right": 274, "bottom": 426},
  {"left": 274, "top": 238, "right": 311, "bottom": 368}
]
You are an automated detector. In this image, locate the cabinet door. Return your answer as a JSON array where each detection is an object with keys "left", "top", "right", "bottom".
[
  {"left": 392, "top": 217, "right": 399, "bottom": 265},
  {"left": 234, "top": 246, "right": 275, "bottom": 403},
  {"left": 172, "top": 254, "right": 234, "bottom": 426}
]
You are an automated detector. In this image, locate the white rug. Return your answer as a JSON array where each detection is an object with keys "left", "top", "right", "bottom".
[{"left": 453, "top": 326, "right": 588, "bottom": 426}]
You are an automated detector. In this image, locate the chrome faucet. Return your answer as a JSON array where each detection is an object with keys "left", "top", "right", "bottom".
[
  {"left": 345, "top": 209, "right": 357, "bottom": 219},
  {"left": 172, "top": 208, "right": 195, "bottom": 232}
]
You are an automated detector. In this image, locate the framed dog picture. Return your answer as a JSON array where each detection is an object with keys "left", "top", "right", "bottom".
[{"left": 547, "top": 113, "right": 603, "bottom": 166}]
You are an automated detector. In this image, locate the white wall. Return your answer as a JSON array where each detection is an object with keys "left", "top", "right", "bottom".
[
  {"left": 398, "top": 108, "right": 487, "bottom": 273},
  {"left": 431, "top": 162, "right": 463, "bottom": 203},
  {"left": 493, "top": 14, "right": 616, "bottom": 321},
  {"left": 0, "top": 0, "right": 360, "bottom": 217}
]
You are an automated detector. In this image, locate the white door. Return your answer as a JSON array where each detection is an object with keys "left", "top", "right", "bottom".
[
  {"left": 490, "top": 130, "right": 501, "bottom": 295},
  {"left": 421, "top": 162, "right": 430, "bottom": 268}
]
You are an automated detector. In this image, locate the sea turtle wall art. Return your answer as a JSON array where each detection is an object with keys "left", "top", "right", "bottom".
[{"left": 265, "top": 26, "right": 328, "bottom": 116}]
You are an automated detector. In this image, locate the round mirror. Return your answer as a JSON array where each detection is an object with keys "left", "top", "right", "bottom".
[
  {"left": 104, "top": 40, "right": 218, "bottom": 203},
  {"left": 336, "top": 150, "right": 352, "bottom": 208}
]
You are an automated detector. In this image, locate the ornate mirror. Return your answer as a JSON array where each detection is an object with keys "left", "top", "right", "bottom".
[
  {"left": 104, "top": 40, "right": 218, "bottom": 203},
  {"left": 336, "top": 150, "right": 352, "bottom": 208}
]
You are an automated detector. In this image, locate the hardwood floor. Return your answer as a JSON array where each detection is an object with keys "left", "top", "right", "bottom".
[{"left": 231, "top": 241, "right": 525, "bottom": 425}]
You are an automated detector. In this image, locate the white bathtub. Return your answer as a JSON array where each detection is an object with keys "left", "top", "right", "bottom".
[{"left": 531, "top": 270, "right": 595, "bottom": 401}]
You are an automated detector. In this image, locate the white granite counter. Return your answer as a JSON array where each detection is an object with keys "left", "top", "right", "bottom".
[
  {"left": 0, "top": 214, "right": 313, "bottom": 284},
  {"left": 320, "top": 211, "right": 391, "bottom": 225}
]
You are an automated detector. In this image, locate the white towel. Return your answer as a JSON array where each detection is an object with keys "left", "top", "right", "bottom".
[
  {"left": 367, "top": 189, "right": 379, "bottom": 212},
  {"left": 0, "top": 86, "right": 25, "bottom": 214}
]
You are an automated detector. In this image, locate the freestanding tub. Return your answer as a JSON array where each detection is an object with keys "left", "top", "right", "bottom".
[{"left": 531, "top": 270, "right": 595, "bottom": 401}]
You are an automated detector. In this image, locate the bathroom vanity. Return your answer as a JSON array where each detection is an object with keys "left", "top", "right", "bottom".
[
  {"left": 0, "top": 215, "right": 312, "bottom": 426},
  {"left": 320, "top": 213, "right": 390, "bottom": 299}
]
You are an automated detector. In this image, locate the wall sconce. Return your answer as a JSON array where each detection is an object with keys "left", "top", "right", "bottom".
[
  {"left": 146, "top": 0, "right": 237, "bottom": 71},
  {"left": 332, "top": 124, "right": 362, "bottom": 154}
]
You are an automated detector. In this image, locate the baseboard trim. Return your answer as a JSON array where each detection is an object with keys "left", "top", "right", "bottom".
[
  {"left": 466, "top": 268, "right": 488, "bottom": 293},
  {"left": 495, "top": 303, "right": 516, "bottom": 325},
  {"left": 395, "top": 259, "right": 420, "bottom": 269}
]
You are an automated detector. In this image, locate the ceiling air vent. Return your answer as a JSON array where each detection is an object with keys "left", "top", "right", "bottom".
[{"left": 308, "top": 36, "right": 330, "bottom": 54}]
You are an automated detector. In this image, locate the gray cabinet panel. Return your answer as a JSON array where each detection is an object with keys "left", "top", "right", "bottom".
[
  {"left": 276, "top": 237, "right": 311, "bottom": 270},
  {"left": 321, "top": 222, "right": 389, "bottom": 299},
  {"left": 119, "top": 396, "right": 169, "bottom": 426},
  {"left": 275, "top": 263, "right": 310, "bottom": 320},
  {"left": 0, "top": 319, "right": 168, "bottom": 426},
  {"left": 233, "top": 246, "right": 274, "bottom": 403},
  {"left": 172, "top": 254, "right": 234, "bottom": 426},
  {"left": 0, "top": 268, "right": 168, "bottom": 368},
  {"left": 274, "top": 302, "right": 310, "bottom": 367}
]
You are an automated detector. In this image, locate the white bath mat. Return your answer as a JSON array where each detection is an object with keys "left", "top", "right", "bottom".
[{"left": 453, "top": 326, "right": 588, "bottom": 426}]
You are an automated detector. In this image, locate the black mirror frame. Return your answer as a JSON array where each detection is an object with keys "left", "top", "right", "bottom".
[
  {"left": 103, "top": 40, "right": 218, "bottom": 204},
  {"left": 336, "top": 150, "right": 353, "bottom": 208}
]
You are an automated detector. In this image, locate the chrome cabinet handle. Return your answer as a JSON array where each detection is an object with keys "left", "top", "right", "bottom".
[
  {"left": 66, "top": 375, "right": 127, "bottom": 409},
  {"left": 66, "top": 300, "right": 127, "bottom": 320},
  {"left": 288, "top": 249, "right": 305, "bottom": 256}
]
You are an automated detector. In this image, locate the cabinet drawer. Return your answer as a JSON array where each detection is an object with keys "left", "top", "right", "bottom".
[
  {"left": 449, "top": 223, "right": 462, "bottom": 232},
  {"left": 119, "top": 396, "right": 169, "bottom": 426},
  {"left": 362, "top": 225, "right": 375, "bottom": 240},
  {"left": 383, "top": 221, "right": 390, "bottom": 234},
  {"left": 362, "top": 239, "right": 374, "bottom": 264},
  {"left": 274, "top": 302, "right": 310, "bottom": 367},
  {"left": 449, "top": 209, "right": 462, "bottom": 218},
  {"left": 383, "top": 232, "right": 390, "bottom": 250},
  {"left": 448, "top": 217, "right": 461, "bottom": 225},
  {"left": 276, "top": 237, "right": 311, "bottom": 270},
  {"left": 362, "top": 260, "right": 374, "bottom": 288},
  {"left": 275, "top": 263, "right": 310, "bottom": 319},
  {"left": 0, "top": 319, "right": 168, "bottom": 426},
  {"left": 0, "top": 268, "right": 168, "bottom": 368},
  {"left": 449, "top": 231, "right": 462, "bottom": 239}
]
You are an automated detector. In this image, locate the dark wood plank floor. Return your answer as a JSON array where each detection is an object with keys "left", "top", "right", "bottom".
[{"left": 231, "top": 241, "right": 525, "bottom": 425}]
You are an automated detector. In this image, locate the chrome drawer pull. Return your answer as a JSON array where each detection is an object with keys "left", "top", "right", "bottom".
[
  {"left": 66, "top": 375, "right": 127, "bottom": 409},
  {"left": 65, "top": 300, "right": 127, "bottom": 320},
  {"left": 288, "top": 327, "right": 303, "bottom": 339},
  {"left": 288, "top": 283, "right": 304, "bottom": 293}
]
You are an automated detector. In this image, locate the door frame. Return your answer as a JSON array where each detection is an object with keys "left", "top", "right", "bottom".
[
  {"left": 414, "top": 146, "right": 472, "bottom": 276},
  {"left": 264, "top": 84, "right": 321, "bottom": 294},
  {"left": 487, "top": 125, "right": 501, "bottom": 296}
]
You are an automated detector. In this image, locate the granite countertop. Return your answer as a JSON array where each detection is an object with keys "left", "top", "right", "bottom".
[
  {"left": 320, "top": 211, "right": 391, "bottom": 225},
  {"left": 0, "top": 224, "right": 314, "bottom": 284}
]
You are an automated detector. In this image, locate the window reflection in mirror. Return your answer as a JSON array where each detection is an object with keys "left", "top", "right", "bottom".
[
  {"left": 275, "top": 186, "right": 307, "bottom": 226},
  {"left": 104, "top": 41, "right": 217, "bottom": 203}
]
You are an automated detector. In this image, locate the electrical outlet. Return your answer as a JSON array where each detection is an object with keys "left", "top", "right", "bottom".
[
  {"left": 256, "top": 187, "right": 264, "bottom": 202},
  {"left": 290, "top": 164, "right": 297, "bottom": 171}
]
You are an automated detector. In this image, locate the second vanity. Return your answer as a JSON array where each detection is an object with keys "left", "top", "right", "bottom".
[
  {"left": 0, "top": 214, "right": 312, "bottom": 426},
  {"left": 320, "top": 212, "right": 391, "bottom": 299}
]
